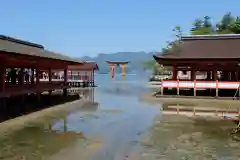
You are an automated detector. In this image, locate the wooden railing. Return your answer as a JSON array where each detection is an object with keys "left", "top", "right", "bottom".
[{"left": 162, "top": 80, "right": 240, "bottom": 89}]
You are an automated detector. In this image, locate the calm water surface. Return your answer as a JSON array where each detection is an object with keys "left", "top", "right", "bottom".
[{"left": 0, "top": 74, "right": 239, "bottom": 160}]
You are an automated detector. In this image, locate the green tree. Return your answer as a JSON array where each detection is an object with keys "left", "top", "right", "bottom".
[
  {"left": 191, "top": 18, "right": 203, "bottom": 32},
  {"left": 230, "top": 17, "right": 240, "bottom": 33},
  {"left": 203, "top": 16, "right": 212, "bottom": 28},
  {"left": 166, "top": 26, "right": 182, "bottom": 53},
  {"left": 216, "top": 12, "right": 235, "bottom": 33},
  {"left": 191, "top": 16, "right": 213, "bottom": 35}
]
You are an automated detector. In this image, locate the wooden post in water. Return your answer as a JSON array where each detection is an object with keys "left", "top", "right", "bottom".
[
  {"left": 194, "top": 80, "right": 196, "bottom": 97},
  {"left": 64, "top": 117, "right": 67, "bottom": 132},
  {"left": 216, "top": 80, "right": 219, "bottom": 97},
  {"left": 161, "top": 83, "right": 163, "bottom": 96},
  {"left": 177, "top": 80, "right": 180, "bottom": 96}
]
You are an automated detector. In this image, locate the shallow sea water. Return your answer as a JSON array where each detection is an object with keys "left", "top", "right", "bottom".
[{"left": 0, "top": 74, "right": 239, "bottom": 160}]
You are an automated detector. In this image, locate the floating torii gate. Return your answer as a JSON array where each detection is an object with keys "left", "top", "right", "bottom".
[{"left": 106, "top": 61, "right": 130, "bottom": 79}]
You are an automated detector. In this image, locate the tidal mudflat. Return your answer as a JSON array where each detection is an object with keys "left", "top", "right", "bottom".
[{"left": 0, "top": 78, "right": 240, "bottom": 160}]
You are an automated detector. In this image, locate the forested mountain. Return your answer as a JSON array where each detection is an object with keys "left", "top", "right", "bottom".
[{"left": 79, "top": 51, "right": 155, "bottom": 73}]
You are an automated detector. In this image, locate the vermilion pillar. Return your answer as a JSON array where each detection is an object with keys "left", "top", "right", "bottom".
[
  {"left": 48, "top": 68, "right": 52, "bottom": 95},
  {"left": 212, "top": 68, "right": 217, "bottom": 81},
  {"left": 77, "top": 71, "right": 80, "bottom": 80},
  {"left": 63, "top": 68, "right": 68, "bottom": 96},
  {"left": 48, "top": 68, "right": 52, "bottom": 82},
  {"left": 106, "top": 61, "right": 129, "bottom": 80},
  {"left": 31, "top": 68, "right": 35, "bottom": 84},
  {"left": 191, "top": 67, "right": 196, "bottom": 81},
  {"left": 109, "top": 64, "right": 115, "bottom": 79},
  {"left": 0, "top": 67, "right": 6, "bottom": 92},
  {"left": 92, "top": 70, "right": 94, "bottom": 86},
  {"left": 121, "top": 64, "right": 126, "bottom": 77},
  {"left": 85, "top": 71, "right": 88, "bottom": 81},
  {"left": 172, "top": 66, "right": 177, "bottom": 80},
  {"left": 36, "top": 68, "right": 40, "bottom": 84},
  {"left": 20, "top": 68, "right": 24, "bottom": 85},
  {"left": 70, "top": 70, "right": 73, "bottom": 80}
]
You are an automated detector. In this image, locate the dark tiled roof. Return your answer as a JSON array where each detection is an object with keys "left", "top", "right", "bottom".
[
  {"left": 154, "top": 34, "right": 240, "bottom": 60},
  {"left": 181, "top": 34, "right": 240, "bottom": 40},
  {"left": 0, "top": 35, "right": 84, "bottom": 63},
  {"left": 85, "top": 62, "right": 99, "bottom": 70},
  {"left": 68, "top": 61, "right": 99, "bottom": 70},
  {"left": 106, "top": 61, "right": 130, "bottom": 64}
]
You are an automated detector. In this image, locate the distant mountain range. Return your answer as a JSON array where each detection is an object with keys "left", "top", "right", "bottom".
[{"left": 78, "top": 52, "right": 155, "bottom": 73}]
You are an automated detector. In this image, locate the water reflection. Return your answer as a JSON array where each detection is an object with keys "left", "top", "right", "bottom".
[
  {"left": 0, "top": 88, "right": 98, "bottom": 160},
  {"left": 4, "top": 73, "right": 240, "bottom": 159},
  {"left": 0, "top": 116, "right": 85, "bottom": 160},
  {"left": 161, "top": 102, "right": 240, "bottom": 119}
]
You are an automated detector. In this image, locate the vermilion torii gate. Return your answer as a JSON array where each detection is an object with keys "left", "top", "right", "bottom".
[{"left": 106, "top": 61, "right": 130, "bottom": 79}]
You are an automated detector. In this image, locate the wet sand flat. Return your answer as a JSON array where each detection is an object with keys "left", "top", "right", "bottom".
[
  {"left": 0, "top": 99, "right": 86, "bottom": 135},
  {"left": 141, "top": 93, "right": 240, "bottom": 109},
  {"left": 0, "top": 98, "right": 94, "bottom": 160},
  {"left": 126, "top": 114, "right": 240, "bottom": 160}
]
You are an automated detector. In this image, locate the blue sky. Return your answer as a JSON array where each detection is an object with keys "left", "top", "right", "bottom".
[{"left": 0, "top": 0, "right": 239, "bottom": 57}]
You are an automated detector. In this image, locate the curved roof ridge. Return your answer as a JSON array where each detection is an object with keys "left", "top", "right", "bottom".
[
  {"left": 182, "top": 34, "right": 240, "bottom": 40},
  {"left": 0, "top": 35, "right": 44, "bottom": 49}
]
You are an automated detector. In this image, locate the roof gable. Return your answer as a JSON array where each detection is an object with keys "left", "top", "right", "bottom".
[
  {"left": 0, "top": 35, "right": 84, "bottom": 63},
  {"left": 160, "top": 34, "right": 240, "bottom": 59}
]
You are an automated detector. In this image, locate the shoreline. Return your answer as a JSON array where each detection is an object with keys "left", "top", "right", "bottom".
[{"left": 140, "top": 92, "right": 240, "bottom": 108}]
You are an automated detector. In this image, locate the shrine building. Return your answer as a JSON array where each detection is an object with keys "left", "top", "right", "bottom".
[
  {"left": 153, "top": 34, "right": 240, "bottom": 97},
  {"left": 0, "top": 35, "right": 95, "bottom": 106}
]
